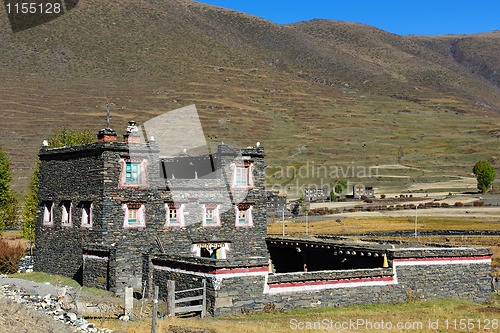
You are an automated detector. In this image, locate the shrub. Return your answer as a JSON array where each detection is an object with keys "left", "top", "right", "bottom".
[
  {"left": 0, "top": 239, "right": 25, "bottom": 274},
  {"left": 454, "top": 202, "right": 464, "bottom": 207},
  {"left": 473, "top": 201, "right": 485, "bottom": 207},
  {"left": 380, "top": 194, "right": 386, "bottom": 199}
]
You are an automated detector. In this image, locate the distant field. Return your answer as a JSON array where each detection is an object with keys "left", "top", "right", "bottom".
[
  {"left": 1, "top": 0, "right": 500, "bottom": 195},
  {"left": 267, "top": 216, "right": 500, "bottom": 235}
]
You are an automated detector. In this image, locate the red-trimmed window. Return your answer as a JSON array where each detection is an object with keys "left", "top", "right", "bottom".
[
  {"left": 81, "top": 202, "right": 93, "bottom": 229},
  {"left": 119, "top": 159, "right": 148, "bottom": 188},
  {"left": 164, "top": 203, "right": 185, "bottom": 227},
  {"left": 202, "top": 204, "right": 220, "bottom": 227},
  {"left": 122, "top": 203, "right": 146, "bottom": 229},
  {"left": 42, "top": 201, "right": 54, "bottom": 226},
  {"left": 61, "top": 201, "right": 72, "bottom": 227},
  {"left": 235, "top": 204, "right": 253, "bottom": 227},
  {"left": 231, "top": 162, "right": 254, "bottom": 188}
]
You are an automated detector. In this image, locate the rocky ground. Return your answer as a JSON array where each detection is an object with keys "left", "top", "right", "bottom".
[
  {"left": 0, "top": 276, "right": 113, "bottom": 333},
  {"left": 0, "top": 298, "right": 73, "bottom": 333}
]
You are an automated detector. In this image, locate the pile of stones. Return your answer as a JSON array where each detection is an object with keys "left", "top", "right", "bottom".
[
  {"left": 17, "top": 256, "right": 34, "bottom": 273},
  {"left": 0, "top": 283, "right": 113, "bottom": 333}
]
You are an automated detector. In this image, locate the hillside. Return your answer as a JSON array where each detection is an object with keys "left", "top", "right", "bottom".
[{"left": 0, "top": 0, "right": 499, "bottom": 194}]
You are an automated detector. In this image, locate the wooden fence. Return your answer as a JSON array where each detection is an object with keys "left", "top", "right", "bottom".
[{"left": 166, "top": 279, "right": 207, "bottom": 318}]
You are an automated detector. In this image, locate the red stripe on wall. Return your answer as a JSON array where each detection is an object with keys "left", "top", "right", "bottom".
[
  {"left": 393, "top": 255, "right": 492, "bottom": 263},
  {"left": 268, "top": 275, "right": 395, "bottom": 289},
  {"left": 206, "top": 266, "right": 269, "bottom": 275}
]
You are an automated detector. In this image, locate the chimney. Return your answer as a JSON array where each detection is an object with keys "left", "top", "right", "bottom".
[
  {"left": 123, "top": 121, "right": 141, "bottom": 144},
  {"left": 97, "top": 128, "right": 117, "bottom": 142}
]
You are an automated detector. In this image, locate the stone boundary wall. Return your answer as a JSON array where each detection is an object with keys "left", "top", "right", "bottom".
[
  {"left": 146, "top": 246, "right": 493, "bottom": 316},
  {"left": 266, "top": 267, "right": 393, "bottom": 284},
  {"left": 82, "top": 252, "right": 110, "bottom": 290}
]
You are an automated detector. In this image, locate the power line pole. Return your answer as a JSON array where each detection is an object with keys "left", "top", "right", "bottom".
[
  {"left": 414, "top": 204, "right": 418, "bottom": 238},
  {"left": 282, "top": 206, "right": 285, "bottom": 236}
]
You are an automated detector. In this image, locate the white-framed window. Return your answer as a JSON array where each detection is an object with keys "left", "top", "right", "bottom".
[
  {"left": 122, "top": 203, "right": 146, "bottom": 229},
  {"left": 202, "top": 204, "right": 220, "bottom": 227},
  {"left": 235, "top": 204, "right": 253, "bottom": 227},
  {"left": 231, "top": 163, "right": 254, "bottom": 188},
  {"left": 81, "top": 202, "right": 93, "bottom": 229},
  {"left": 118, "top": 158, "right": 148, "bottom": 188},
  {"left": 61, "top": 201, "right": 72, "bottom": 227},
  {"left": 42, "top": 201, "right": 54, "bottom": 226},
  {"left": 191, "top": 242, "right": 230, "bottom": 260},
  {"left": 164, "top": 203, "right": 185, "bottom": 227}
]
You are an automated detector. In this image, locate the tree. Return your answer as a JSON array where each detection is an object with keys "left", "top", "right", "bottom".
[
  {"left": 473, "top": 161, "right": 496, "bottom": 193},
  {"left": 21, "top": 159, "right": 39, "bottom": 242},
  {"left": 329, "top": 189, "right": 336, "bottom": 201},
  {"left": 334, "top": 179, "right": 348, "bottom": 194},
  {"left": 48, "top": 127, "right": 94, "bottom": 148},
  {"left": 0, "top": 147, "right": 18, "bottom": 233},
  {"left": 0, "top": 196, "right": 19, "bottom": 228},
  {"left": 0, "top": 147, "right": 12, "bottom": 203}
]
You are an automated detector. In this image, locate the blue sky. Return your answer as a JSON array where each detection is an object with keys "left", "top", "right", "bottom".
[{"left": 196, "top": 0, "right": 500, "bottom": 36}]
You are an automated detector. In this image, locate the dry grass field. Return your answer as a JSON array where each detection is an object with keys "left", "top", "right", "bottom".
[
  {"left": 1, "top": 230, "right": 30, "bottom": 246},
  {"left": 0, "top": 0, "right": 499, "bottom": 195},
  {"left": 267, "top": 216, "right": 500, "bottom": 235},
  {"left": 97, "top": 295, "right": 500, "bottom": 333}
]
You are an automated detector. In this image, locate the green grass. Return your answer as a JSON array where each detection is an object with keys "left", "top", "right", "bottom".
[{"left": 8, "top": 272, "right": 111, "bottom": 296}]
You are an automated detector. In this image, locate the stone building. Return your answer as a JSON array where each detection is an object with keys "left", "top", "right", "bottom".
[
  {"left": 353, "top": 184, "right": 375, "bottom": 199},
  {"left": 304, "top": 188, "right": 328, "bottom": 202},
  {"left": 35, "top": 121, "right": 493, "bottom": 316},
  {"left": 34, "top": 122, "right": 267, "bottom": 293},
  {"left": 266, "top": 191, "right": 287, "bottom": 214}
]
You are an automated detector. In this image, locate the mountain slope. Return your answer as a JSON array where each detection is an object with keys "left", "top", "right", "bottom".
[
  {"left": 0, "top": 0, "right": 498, "bottom": 193},
  {"left": 410, "top": 31, "right": 500, "bottom": 88}
]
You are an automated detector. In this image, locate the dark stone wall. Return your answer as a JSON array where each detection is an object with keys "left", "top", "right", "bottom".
[
  {"left": 83, "top": 256, "right": 109, "bottom": 289},
  {"left": 35, "top": 141, "right": 269, "bottom": 294},
  {"left": 213, "top": 275, "right": 402, "bottom": 316},
  {"left": 148, "top": 247, "right": 493, "bottom": 316},
  {"left": 395, "top": 262, "right": 492, "bottom": 303},
  {"left": 211, "top": 260, "right": 493, "bottom": 316},
  {"left": 34, "top": 145, "right": 106, "bottom": 281},
  {"left": 82, "top": 246, "right": 114, "bottom": 289}
]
